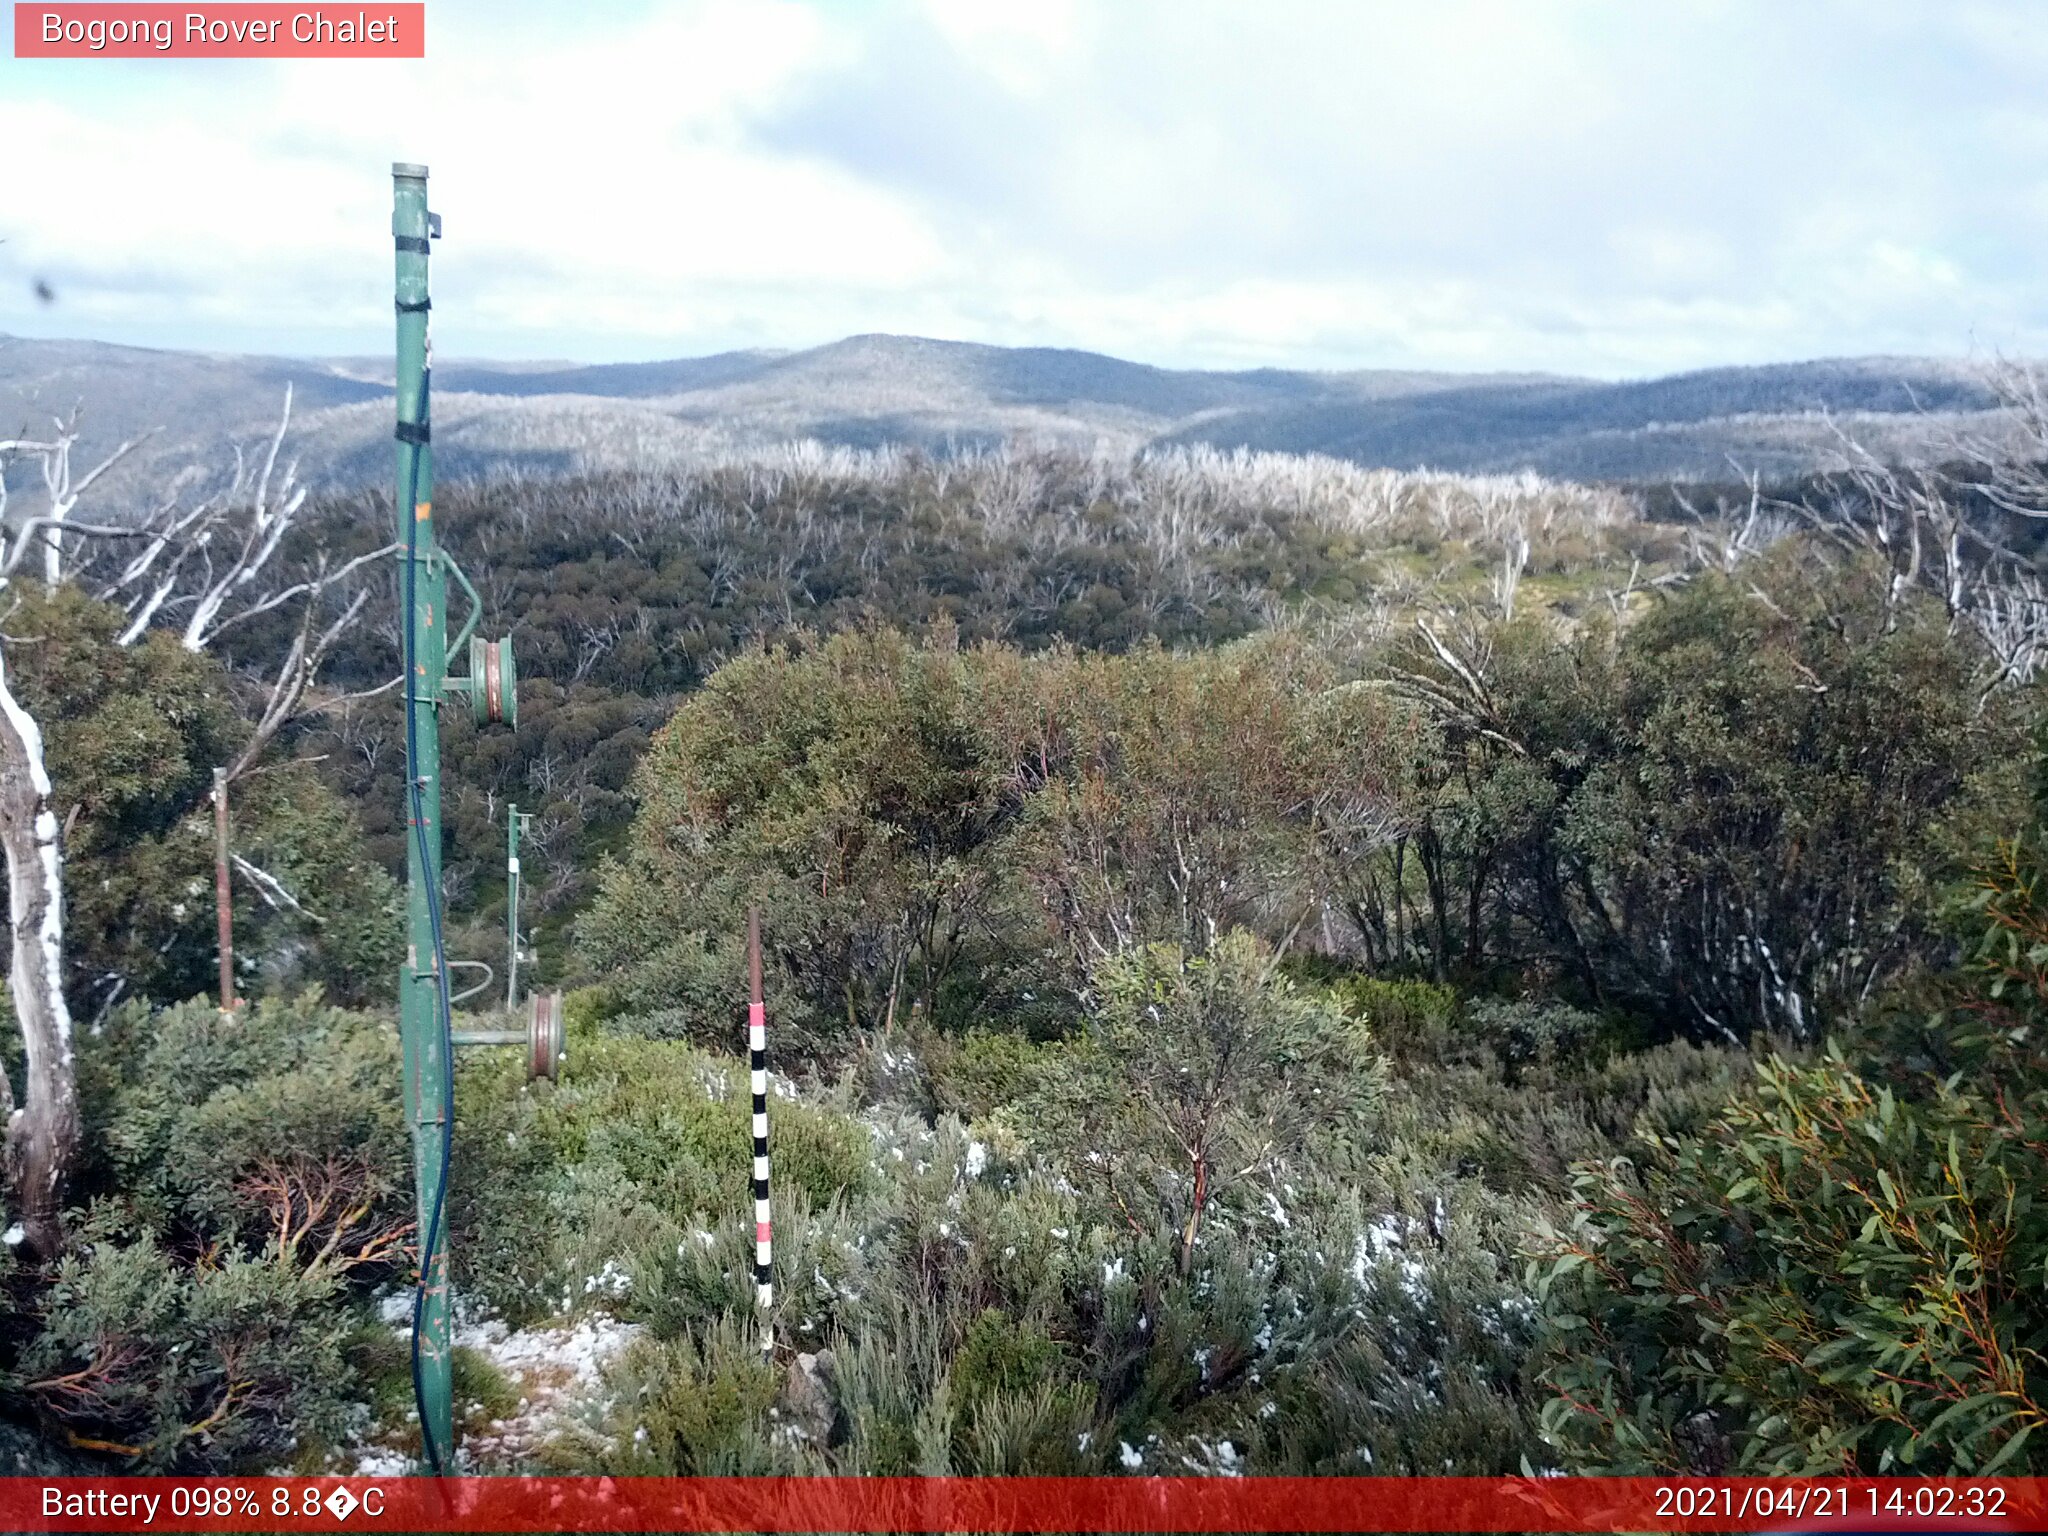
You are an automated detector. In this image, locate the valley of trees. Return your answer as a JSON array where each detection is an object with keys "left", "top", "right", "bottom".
[{"left": 6, "top": 408, "right": 2048, "bottom": 1479}]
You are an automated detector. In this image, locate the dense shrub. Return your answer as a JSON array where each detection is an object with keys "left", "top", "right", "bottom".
[
  {"left": 12, "top": 450, "right": 2035, "bottom": 1477},
  {"left": 1532, "top": 805, "right": 2048, "bottom": 1474},
  {"left": 577, "top": 627, "right": 1027, "bottom": 1047},
  {"left": 10, "top": 994, "right": 408, "bottom": 1469},
  {"left": 578, "top": 1319, "right": 787, "bottom": 1474},
  {"left": 448, "top": 1031, "right": 872, "bottom": 1322},
  {"left": 560, "top": 924, "right": 1558, "bottom": 1478},
  {"left": 1560, "top": 552, "right": 2014, "bottom": 1039},
  {"left": 1032, "top": 931, "right": 1385, "bottom": 1274},
  {"left": 592, "top": 555, "right": 2022, "bottom": 1060},
  {"left": 581, "top": 628, "right": 1424, "bottom": 1053},
  {"left": 927, "top": 1028, "right": 1062, "bottom": 1120},
  {"left": 17, "top": 1215, "right": 364, "bottom": 1469},
  {"left": 9, "top": 586, "right": 401, "bottom": 1017},
  {"left": 303, "top": 450, "right": 1631, "bottom": 941}
]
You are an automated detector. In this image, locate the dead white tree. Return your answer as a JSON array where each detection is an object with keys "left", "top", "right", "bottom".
[
  {"left": 1672, "top": 469, "right": 1793, "bottom": 576},
  {"left": 0, "top": 391, "right": 392, "bottom": 1256},
  {"left": 1961, "top": 357, "right": 2048, "bottom": 521},
  {"left": 0, "top": 412, "right": 154, "bottom": 591},
  {"left": 1785, "top": 385, "right": 2048, "bottom": 694},
  {"left": 1667, "top": 372, "right": 2048, "bottom": 699},
  {"left": 1491, "top": 524, "right": 1531, "bottom": 621},
  {"left": 0, "top": 625, "right": 71, "bottom": 1257},
  {"left": 0, "top": 420, "right": 154, "bottom": 1256}
]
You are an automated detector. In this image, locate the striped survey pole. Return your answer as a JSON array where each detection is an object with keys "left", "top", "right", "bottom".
[{"left": 748, "top": 907, "right": 773, "bottom": 1358}]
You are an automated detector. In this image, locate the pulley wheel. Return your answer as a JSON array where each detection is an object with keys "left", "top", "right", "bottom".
[
  {"left": 527, "top": 990, "right": 563, "bottom": 1082},
  {"left": 470, "top": 635, "right": 518, "bottom": 728}
]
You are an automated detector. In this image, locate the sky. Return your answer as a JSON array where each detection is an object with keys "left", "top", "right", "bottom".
[{"left": 2, "top": 0, "right": 2045, "bottom": 378}]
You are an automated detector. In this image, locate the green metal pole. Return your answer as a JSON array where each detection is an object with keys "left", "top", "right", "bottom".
[
  {"left": 393, "top": 160, "right": 454, "bottom": 1469},
  {"left": 505, "top": 804, "right": 521, "bottom": 1009}
]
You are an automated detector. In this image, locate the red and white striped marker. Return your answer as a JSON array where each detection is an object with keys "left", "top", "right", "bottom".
[{"left": 747, "top": 906, "right": 772, "bottom": 1358}]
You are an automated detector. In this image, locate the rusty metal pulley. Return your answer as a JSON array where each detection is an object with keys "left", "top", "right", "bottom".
[
  {"left": 448, "top": 987, "right": 561, "bottom": 1083},
  {"left": 468, "top": 635, "right": 517, "bottom": 727},
  {"left": 527, "top": 989, "right": 563, "bottom": 1082}
]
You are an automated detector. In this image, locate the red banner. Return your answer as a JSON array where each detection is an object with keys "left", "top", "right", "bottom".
[
  {"left": 13, "top": 4, "right": 424, "bottom": 57},
  {"left": 8, "top": 1476, "right": 2046, "bottom": 1533}
]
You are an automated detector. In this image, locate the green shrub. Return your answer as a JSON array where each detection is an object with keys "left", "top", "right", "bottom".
[
  {"left": 340, "top": 1320, "right": 414, "bottom": 1435},
  {"left": 1033, "top": 931, "right": 1384, "bottom": 1274},
  {"left": 453, "top": 1346, "right": 521, "bottom": 1430},
  {"left": 562, "top": 984, "right": 621, "bottom": 1037},
  {"left": 522, "top": 1037, "right": 871, "bottom": 1220},
  {"left": 17, "top": 1214, "right": 362, "bottom": 1470},
  {"left": 929, "top": 1028, "right": 1061, "bottom": 1119},
  {"left": 1319, "top": 974, "right": 1462, "bottom": 1064},
  {"left": 18, "top": 994, "right": 414, "bottom": 1469},
  {"left": 827, "top": 1302, "right": 954, "bottom": 1473},
  {"left": 952, "top": 1308, "right": 1070, "bottom": 1409},
  {"left": 449, "top": 1034, "right": 872, "bottom": 1322},
  {"left": 1534, "top": 1045, "right": 2048, "bottom": 1473},
  {"left": 955, "top": 1379, "right": 1101, "bottom": 1473},
  {"left": 575, "top": 1318, "right": 791, "bottom": 1474},
  {"left": 1578, "top": 1037, "right": 1754, "bottom": 1145},
  {"left": 97, "top": 993, "right": 409, "bottom": 1264},
  {"left": 1462, "top": 996, "right": 1601, "bottom": 1073},
  {"left": 1531, "top": 823, "right": 2048, "bottom": 1473},
  {"left": 10, "top": 585, "right": 399, "bottom": 1013}
]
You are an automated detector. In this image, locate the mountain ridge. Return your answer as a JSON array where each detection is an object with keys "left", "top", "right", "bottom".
[{"left": 0, "top": 330, "right": 2017, "bottom": 504}]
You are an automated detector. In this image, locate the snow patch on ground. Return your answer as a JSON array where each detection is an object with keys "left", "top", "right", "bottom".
[
  {"left": 347, "top": 1309, "right": 642, "bottom": 1474},
  {"left": 452, "top": 1314, "right": 643, "bottom": 1469}
]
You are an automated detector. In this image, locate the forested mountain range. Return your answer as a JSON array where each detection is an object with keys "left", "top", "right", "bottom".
[{"left": 0, "top": 330, "right": 2015, "bottom": 505}]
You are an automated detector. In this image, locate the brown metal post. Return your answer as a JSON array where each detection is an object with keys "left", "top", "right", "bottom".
[
  {"left": 748, "top": 906, "right": 764, "bottom": 1011},
  {"left": 213, "top": 766, "right": 234, "bottom": 1011}
]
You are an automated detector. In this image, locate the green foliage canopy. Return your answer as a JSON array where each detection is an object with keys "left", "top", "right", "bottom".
[{"left": 1533, "top": 805, "right": 2048, "bottom": 1474}]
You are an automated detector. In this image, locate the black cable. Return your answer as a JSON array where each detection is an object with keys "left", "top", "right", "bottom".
[{"left": 400, "top": 363, "right": 457, "bottom": 1478}]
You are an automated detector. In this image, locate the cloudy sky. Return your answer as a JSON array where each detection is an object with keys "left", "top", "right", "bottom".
[{"left": 3, "top": 0, "right": 2044, "bottom": 376}]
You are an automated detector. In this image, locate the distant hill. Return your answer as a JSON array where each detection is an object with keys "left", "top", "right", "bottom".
[
  {"left": 0, "top": 331, "right": 2015, "bottom": 509},
  {"left": 1156, "top": 356, "right": 2002, "bottom": 478}
]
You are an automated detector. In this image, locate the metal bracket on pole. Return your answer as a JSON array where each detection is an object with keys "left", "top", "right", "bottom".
[
  {"left": 441, "top": 555, "right": 518, "bottom": 727},
  {"left": 506, "top": 804, "right": 534, "bottom": 1008}
]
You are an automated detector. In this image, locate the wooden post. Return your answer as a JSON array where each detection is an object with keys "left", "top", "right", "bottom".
[{"left": 213, "top": 766, "right": 234, "bottom": 1011}]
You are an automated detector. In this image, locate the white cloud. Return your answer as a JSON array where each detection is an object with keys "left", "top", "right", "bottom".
[
  {"left": 0, "top": 0, "right": 2041, "bottom": 374},
  {"left": 919, "top": 0, "right": 1086, "bottom": 96}
]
